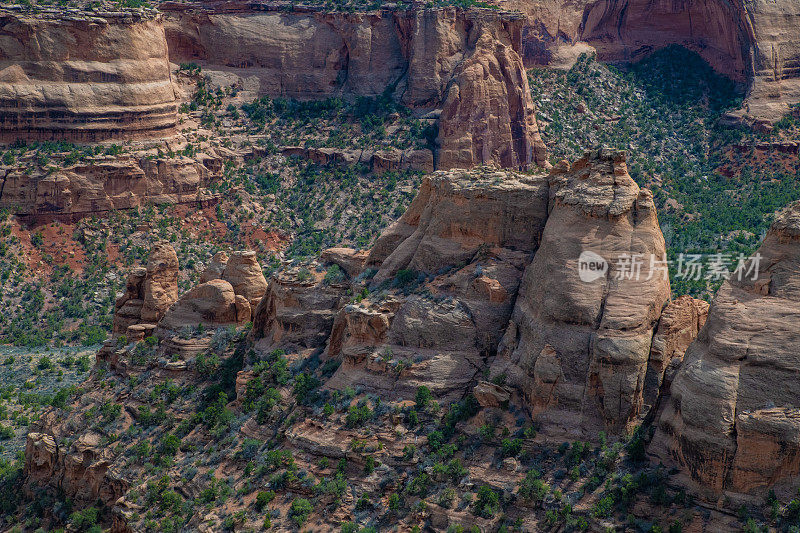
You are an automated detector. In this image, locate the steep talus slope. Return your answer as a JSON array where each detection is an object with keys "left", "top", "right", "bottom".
[
  {"left": 650, "top": 199, "right": 800, "bottom": 498},
  {"left": 0, "top": 8, "right": 178, "bottom": 142},
  {"left": 160, "top": 3, "right": 547, "bottom": 169},
  {"left": 488, "top": 149, "right": 706, "bottom": 437}
]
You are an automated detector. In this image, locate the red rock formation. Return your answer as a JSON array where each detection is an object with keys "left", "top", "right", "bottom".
[
  {"left": 0, "top": 8, "right": 177, "bottom": 142},
  {"left": 160, "top": 4, "right": 547, "bottom": 169},
  {"left": 24, "top": 431, "right": 128, "bottom": 506},
  {"left": 650, "top": 199, "right": 800, "bottom": 497},
  {"left": 113, "top": 242, "right": 179, "bottom": 335},
  {"left": 437, "top": 11, "right": 546, "bottom": 169},
  {"left": 250, "top": 265, "right": 350, "bottom": 351},
  {"left": 489, "top": 149, "right": 673, "bottom": 437},
  {"left": 0, "top": 154, "right": 220, "bottom": 221},
  {"left": 158, "top": 278, "right": 247, "bottom": 332}
]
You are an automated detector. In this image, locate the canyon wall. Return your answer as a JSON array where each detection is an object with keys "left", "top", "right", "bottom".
[
  {"left": 0, "top": 8, "right": 178, "bottom": 142},
  {"left": 502, "top": 0, "right": 800, "bottom": 124},
  {"left": 650, "top": 199, "right": 800, "bottom": 498},
  {"left": 160, "top": 3, "right": 547, "bottom": 169}
]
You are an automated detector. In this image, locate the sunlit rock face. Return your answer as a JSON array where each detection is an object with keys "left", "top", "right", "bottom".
[
  {"left": 0, "top": 9, "right": 177, "bottom": 142},
  {"left": 650, "top": 199, "right": 800, "bottom": 497}
]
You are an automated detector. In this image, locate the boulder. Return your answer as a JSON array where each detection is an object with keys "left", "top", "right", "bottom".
[
  {"left": 200, "top": 251, "right": 230, "bottom": 283},
  {"left": 158, "top": 279, "right": 240, "bottom": 332},
  {"left": 320, "top": 247, "right": 369, "bottom": 278},
  {"left": 222, "top": 251, "right": 268, "bottom": 312}
]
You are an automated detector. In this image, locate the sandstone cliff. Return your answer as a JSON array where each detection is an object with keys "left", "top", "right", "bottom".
[
  {"left": 0, "top": 152, "right": 221, "bottom": 220},
  {"left": 161, "top": 4, "right": 546, "bottom": 170},
  {"left": 650, "top": 199, "right": 800, "bottom": 497},
  {"left": 0, "top": 8, "right": 178, "bottom": 142},
  {"left": 487, "top": 150, "right": 702, "bottom": 437},
  {"left": 501, "top": 0, "right": 800, "bottom": 124}
]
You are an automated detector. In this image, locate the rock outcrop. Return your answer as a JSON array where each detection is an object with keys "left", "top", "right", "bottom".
[
  {"left": 504, "top": 0, "right": 800, "bottom": 124},
  {"left": 221, "top": 251, "right": 269, "bottom": 311},
  {"left": 248, "top": 151, "right": 701, "bottom": 419},
  {"left": 488, "top": 150, "right": 673, "bottom": 437},
  {"left": 0, "top": 8, "right": 177, "bottom": 143},
  {"left": 196, "top": 250, "right": 268, "bottom": 322},
  {"left": 158, "top": 278, "right": 249, "bottom": 332},
  {"left": 24, "top": 431, "right": 128, "bottom": 506},
  {"left": 161, "top": 4, "right": 546, "bottom": 170},
  {"left": 113, "top": 242, "right": 179, "bottom": 337},
  {"left": 436, "top": 10, "right": 546, "bottom": 169},
  {"left": 650, "top": 200, "right": 800, "bottom": 496},
  {"left": 0, "top": 154, "right": 220, "bottom": 221},
  {"left": 251, "top": 264, "right": 350, "bottom": 352},
  {"left": 141, "top": 242, "right": 180, "bottom": 323},
  {"left": 326, "top": 168, "right": 550, "bottom": 400},
  {"left": 114, "top": 246, "right": 265, "bottom": 340}
]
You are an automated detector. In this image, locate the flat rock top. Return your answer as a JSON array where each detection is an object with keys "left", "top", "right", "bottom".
[{"left": 428, "top": 167, "right": 547, "bottom": 192}]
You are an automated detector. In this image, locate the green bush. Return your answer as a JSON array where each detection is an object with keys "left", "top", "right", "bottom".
[{"left": 289, "top": 498, "right": 313, "bottom": 527}]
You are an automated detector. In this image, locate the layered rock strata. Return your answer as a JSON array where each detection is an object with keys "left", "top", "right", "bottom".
[
  {"left": 0, "top": 8, "right": 178, "bottom": 142},
  {"left": 161, "top": 4, "right": 546, "bottom": 170},
  {"left": 248, "top": 150, "right": 704, "bottom": 424},
  {"left": 0, "top": 154, "right": 220, "bottom": 221},
  {"left": 24, "top": 431, "right": 128, "bottom": 506},
  {"left": 650, "top": 199, "right": 800, "bottom": 497}
]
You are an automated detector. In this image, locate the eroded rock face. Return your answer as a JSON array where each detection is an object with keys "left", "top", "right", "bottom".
[
  {"left": 643, "top": 295, "right": 709, "bottom": 410},
  {"left": 437, "top": 13, "right": 546, "bottom": 169},
  {"left": 161, "top": 5, "right": 546, "bottom": 170},
  {"left": 650, "top": 200, "right": 800, "bottom": 496},
  {"left": 142, "top": 242, "right": 180, "bottom": 324},
  {"left": 0, "top": 9, "right": 177, "bottom": 142},
  {"left": 251, "top": 265, "right": 350, "bottom": 352},
  {"left": 506, "top": 0, "right": 800, "bottom": 124},
  {"left": 367, "top": 168, "right": 550, "bottom": 283},
  {"left": 113, "top": 242, "right": 179, "bottom": 335},
  {"left": 221, "top": 251, "right": 268, "bottom": 311},
  {"left": 24, "top": 431, "right": 128, "bottom": 506},
  {"left": 323, "top": 168, "right": 550, "bottom": 400},
  {"left": 0, "top": 154, "right": 219, "bottom": 220},
  {"left": 158, "top": 278, "right": 243, "bottom": 332},
  {"left": 489, "top": 150, "right": 672, "bottom": 437}
]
